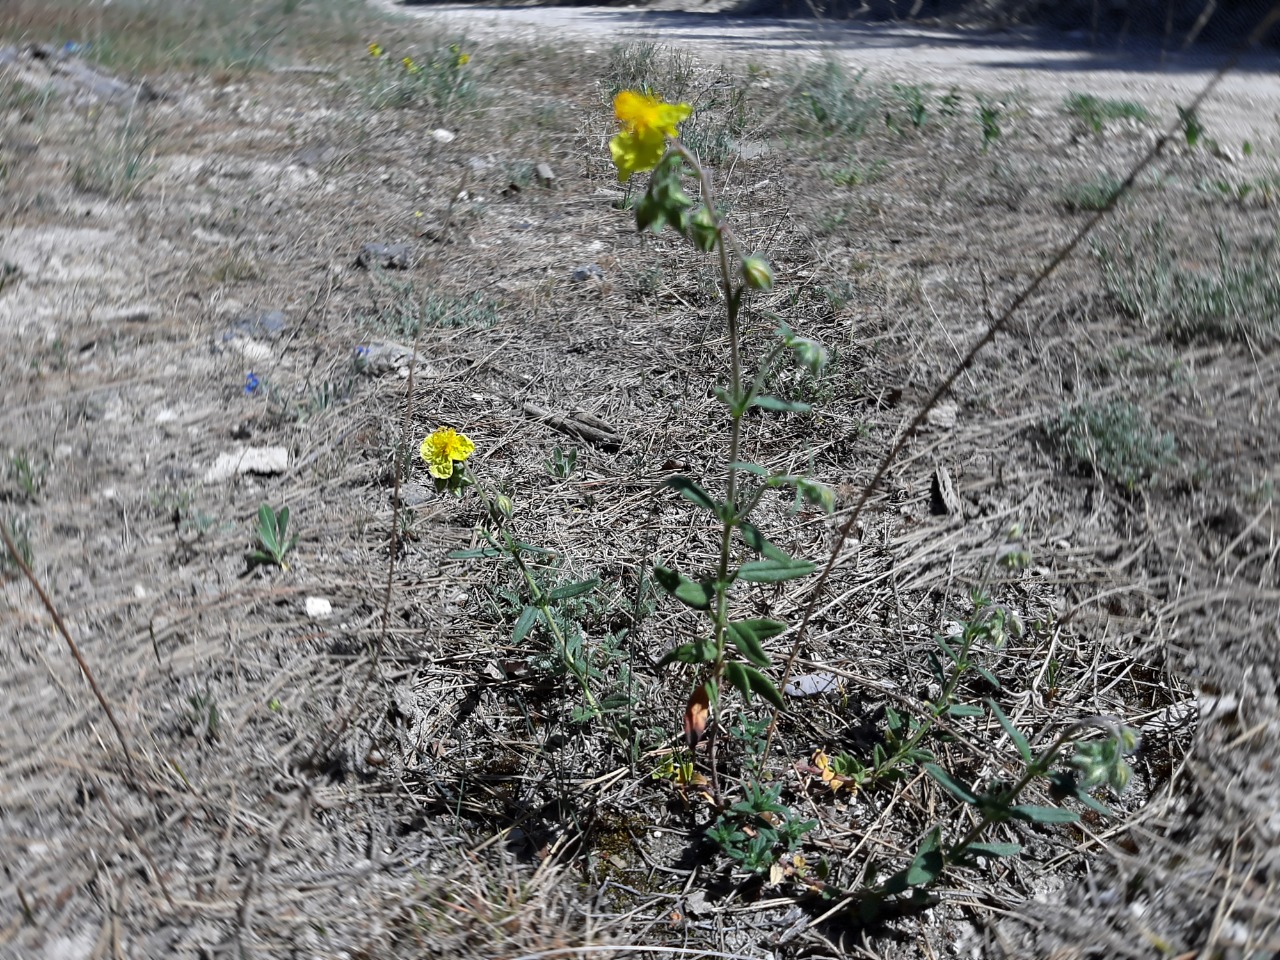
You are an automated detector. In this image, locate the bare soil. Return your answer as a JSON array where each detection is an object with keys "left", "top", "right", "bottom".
[{"left": 2, "top": 3, "right": 1279, "bottom": 958}]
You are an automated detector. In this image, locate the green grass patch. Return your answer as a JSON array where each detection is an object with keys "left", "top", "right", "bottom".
[
  {"left": 1098, "top": 225, "right": 1280, "bottom": 343},
  {"left": 1063, "top": 92, "right": 1150, "bottom": 132},
  {"left": 1052, "top": 400, "right": 1176, "bottom": 491}
]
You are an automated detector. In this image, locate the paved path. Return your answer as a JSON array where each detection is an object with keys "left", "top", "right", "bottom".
[{"left": 376, "top": 1, "right": 1280, "bottom": 148}]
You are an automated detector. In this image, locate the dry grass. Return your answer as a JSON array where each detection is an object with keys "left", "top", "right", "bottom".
[{"left": 2, "top": 2, "right": 1279, "bottom": 958}]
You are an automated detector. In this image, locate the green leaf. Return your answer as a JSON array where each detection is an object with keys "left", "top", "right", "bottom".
[
  {"left": 547, "top": 578, "right": 598, "bottom": 601},
  {"left": 447, "top": 546, "right": 504, "bottom": 559},
  {"left": 924, "top": 763, "right": 977, "bottom": 804},
  {"left": 904, "top": 828, "right": 945, "bottom": 887},
  {"left": 987, "top": 698, "right": 1032, "bottom": 763},
  {"left": 506, "top": 539, "right": 556, "bottom": 556},
  {"left": 726, "top": 619, "right": 784, "bottom": 668},
  {"left": 737, "top": 522, "right": 793, "bottom": 563},
  {"left": 752, "top": 395, "right": 812, "bottom": 413},
  {"left": 657, "top": 640, "right": 715, "bottom": 667},
  {"left": 737, "top": 556, "right": 816, "bottom": 583},
  {"left": 935, "top": 635, "right": 961, "bottom": 664},
  {"left": 728, "top": 461, "right": 769, "bottom": 477},
  {"left": 725, "top": 661, "right": 752, "bottom": 702},
  {"left": 964, "top": 841, "right": 1021, "bottom": 858},
  {"left": 742, "top": 666, "right": 785, "bottom": 709},
  {"left": 276, "top": 506, "right": 290, "bottom": 539},
  {"left": 1011, "top": 804, "right": 1079, "bottom": 824},
  {"left": 946, "top": 703, "right": 984, "bottom": 718},
  {"left": 973, "top": 664, "right": 1001, "bottom": 689},
  {"left": 512, "top": 605, "right": 541, "bottom": 643},
  {"left": 653, "top": 565, "right": 713, "bottom": 610},
  {"left": 665, "top": 475, "right": 723, "bottom": 515}
]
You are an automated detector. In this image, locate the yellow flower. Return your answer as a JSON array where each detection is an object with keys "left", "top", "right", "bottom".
[
  {"left": 420, "top": 427, "right": 475, "bottom": 480},
  {"left": 455, "top": 51, "right": 471, "bottom": 67},
  {"left": 402, "top": 56, "right": 419, "bottom": 74},
  {"left": 368, "top": 41, "right": 383, "bottom": 58},
  {"left": 609, "top": 90, "right": 691, "bottom": 183}
]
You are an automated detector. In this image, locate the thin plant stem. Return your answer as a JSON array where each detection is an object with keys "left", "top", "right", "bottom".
[{"left": 1, "top": 521, "right": 138, "bottom": 780}]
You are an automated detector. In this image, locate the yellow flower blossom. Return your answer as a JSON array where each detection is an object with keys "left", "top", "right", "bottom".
[
  {"left": 420, "top": 427, "right": 475, "bottom": 480},
  {"left": 402, "top": 56, "right": 419, "bottom": 74},
  {"left": 456, "top": 51, "right": 471, "bottom": 66},
  {"left": 609, "top": 90, "right": 691, "bottom": 183},
  {"left": 368, "top": 41, "right": 384, "bottom": 58}
]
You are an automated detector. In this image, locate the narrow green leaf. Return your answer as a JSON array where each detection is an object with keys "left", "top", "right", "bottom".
[
  {"left": 725, "top": 661, "right": 752, "bottom": 702},
  {"left": 752, "top": 395, "right": 812, "bottom": 413},
  {"left": 654, "top": 566, "right": 713, "bottom": 610},
  {"left": 742, "top": 666, "right": 785, "bottom": 709},
  {"left": 904, "top": 828, "right": 945, "bottom": 887},
  {"left": 658, "top": 641, "right": 715, "bottom": 667},
  {"left": 726, "top": 619, "right": 784, "bottom": 668},
  {"left": 924, "top": 763, "right": 978, "bottom": 804},
  {"left": 946, "top": 703, "right": 984, "bottom": 718},
  {"left": 973, "top": 664, "right": 1001, "bottom": 690},
  {"left": 987, "top": 699, "right": 1032, "bottom": 763},
  {"left": 728, "top": 461, "right": 769, "bottom": 477},
  {"left": 964, "top": 841, "right": 1021, "bottom": 858},
  {"left": 547, "top": 578, "right": 598, "bottom": 601},
  {"left": 665, "top": 475, "right": 722, "bottom": 515},
  {"left": 277, "top": 506, "right": 289, "bottom": 538},
  {"left": 506, "top": 539, "right": 556, "bottom": 555},
  {"left": 512, "top": 605, "right": 541, "bottom": 644},
  {"left": 447, "top": 546, "right": 504, "bottom": 559},
  {"left": 935, "top": 635, "right": 961, "bottom": 664},
  {"left": 737, "top": 522, "right": 793, "bottom": 563},
  {"left": 1011, "top": 804, "right": 1079, "bottom": 824},
  {"left": 737, "top": 557, "right": 816, "bottom": 583}
]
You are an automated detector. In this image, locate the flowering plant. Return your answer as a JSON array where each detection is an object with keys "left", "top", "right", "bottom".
[{"left": 608, "top": 91, "right": 833, "bottom": 787}]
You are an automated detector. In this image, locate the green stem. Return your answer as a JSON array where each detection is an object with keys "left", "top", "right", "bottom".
[{"left": 674, "top": 142, "right": 744, "bottom": 797}]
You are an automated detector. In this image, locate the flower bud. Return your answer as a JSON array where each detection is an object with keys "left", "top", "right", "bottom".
[{"left": 741, "top": 255, "right": 774, "bottom": 291}]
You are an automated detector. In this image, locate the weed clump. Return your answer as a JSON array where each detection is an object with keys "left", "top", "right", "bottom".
[
  {"left": 1053, "top": 400, "right": 1176, "bottom": 490},
  {"left": 1098, "top": 225, "right": 1280, "bottom": 343}
]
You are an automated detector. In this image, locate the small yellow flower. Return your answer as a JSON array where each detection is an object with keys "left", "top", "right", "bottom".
[
  {"left": 368, "top": 41, "right": 383, "bottom": 58},
  {"left": 609, "top": 90, "right": 691, "bottom": 183},
  {"left": 402, "top": 56, "right": 419, "bottom": 74},
  {"left": 455, "top": 51, "right": 471, "bottom": 66},
  {"left": 420, "top": 427, "right": 475, "bottom": 480}
]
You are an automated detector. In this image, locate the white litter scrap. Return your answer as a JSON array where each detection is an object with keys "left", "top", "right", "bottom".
[{"left": 784, "top": 673, "right": 841, "bottom": 698}]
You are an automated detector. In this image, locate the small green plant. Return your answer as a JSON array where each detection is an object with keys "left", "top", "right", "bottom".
[
  {"left": 1098, "top": 224, "right": 1280, "bottom": 343},
  {"left": 1053, "top": 400, "right": 1176, "bottom": 491},
  {"left": 795, "top": 61, "right": 879, "bottom": 138},
  {"left": 706, "top": 780, "right": 816, "bottom": 876},
  {"left": 871, "top": 717, "right": 1138, "bottom": 903},
  {"left": 364, "top": 280, "right": 500, "bottom": 338},
  {"left": 365, "top": 39, "right": 475, "bottom": 115},
  {"left": 1060, "top": 172, "right": 1125, "bottom": 213},
  {"left": 891, "top": 82, "right": 930, "bottom": 130},
  {"left": 545, "top": 446, "right": 578, "bottom": 480},
  {"left": 1197, "top": 170, "right": 1280, "bottom": 208},
  {"left": 185, "top": 686, "right": 221, "bottom": 742},
  {"left": 1178, "top": 106, "right": 1206, "bottom": 148},
  {"left": 606, "top": 40, "right": 696, "bottom": 101},
  {"left": 1062, "top": 92, "right": 1149, "bottom": 133},
  {"left": 0, "top": 515, "right": 33, "bottom": 579},
  {"left": 827, "top": 158, "right": 888, "bottom": 187},
  {"left": 976, "top": 96, "right": 1002, "bottom": 152},
  {"left": 248, "top": 503, "right": 297, "bottom": 571},
  {"left": 7, "top": 451, "right": 46, "bottom": 502},
  {"left": 71, "top": 109, "right": 158, "bottom": 200}
]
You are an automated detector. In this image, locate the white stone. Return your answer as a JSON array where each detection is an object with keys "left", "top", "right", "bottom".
[
  {"left": 305, "top": 596, "right": 333, "bottom": 620},
  {"left": 431, "top": 128, "right": 456, "bottom": 143},
  {"left": 204, "top": 446, "right": 289, "bottom": 483}
]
